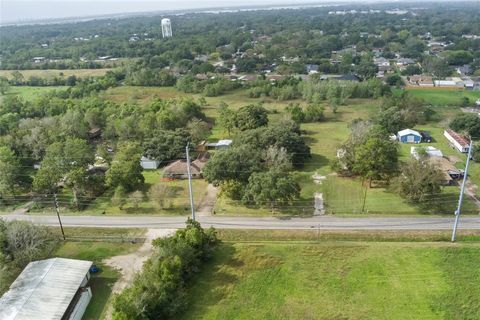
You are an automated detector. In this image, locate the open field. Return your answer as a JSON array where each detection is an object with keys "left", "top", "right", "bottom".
[
  {"left": 0, "top": 69, "right": 109, "bottom": 79},
  {"left": 181, "top": 240, "right": 480, "bottom": 320},
  {"left": 397, "top": 87, "right": 480, "bottom": 106},
  {"left": 1, "top": 85, "right": 67, "bottom": 101}
]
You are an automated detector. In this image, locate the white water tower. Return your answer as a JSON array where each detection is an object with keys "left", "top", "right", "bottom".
[{"left": 161, "top": 18, "right": 173, "bottom": 38}]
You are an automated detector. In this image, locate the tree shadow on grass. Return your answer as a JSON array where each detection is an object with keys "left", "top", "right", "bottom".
[
  {"left": 298, "top": 153, "right": 330, "bottom": 173},
  {"left": 179, "top": 244, "right": 240, "bottom": 319}
]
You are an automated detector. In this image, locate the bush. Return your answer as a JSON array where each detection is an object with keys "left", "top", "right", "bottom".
[{"left": 112, "top": 219, "right": 218, "bottom": 320}]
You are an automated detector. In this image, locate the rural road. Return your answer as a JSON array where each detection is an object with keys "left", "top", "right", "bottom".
[{"left": 1, "top": 214, "right": 479, "bottom": 230}]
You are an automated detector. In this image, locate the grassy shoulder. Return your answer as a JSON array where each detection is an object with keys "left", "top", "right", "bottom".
[{"left": 180, "top": 238, "right": 480, "bottom": 320}]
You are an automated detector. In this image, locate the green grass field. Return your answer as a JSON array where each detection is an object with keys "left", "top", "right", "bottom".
[
  {"left": 180, "top": 240, "right": 480, "bottom": 320},
  {"left": 0, "top": 69, "right": 109, "bottom": 80},
  {"left": 1, "top": 86, "right": 67, "bottom": 101},
  {"left": 397, "top": 87, "right": 480, "bottom": 106}
]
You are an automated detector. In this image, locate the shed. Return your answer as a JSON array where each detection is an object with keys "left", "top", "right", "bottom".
[
  {"left": 410, "top": 146, "right": 443, "bottom": 160},
  {"left": 140, "top": 156, "right": 161, "bottom": 169},
  {"left": 0, "top": 258, "right": 93, "bottom": 320},
  {"left": 397, "top": 129, "right": 422, "bottom": 143},
  {"left": 444, "top": 129, "right": 470, "bottom": 153}
]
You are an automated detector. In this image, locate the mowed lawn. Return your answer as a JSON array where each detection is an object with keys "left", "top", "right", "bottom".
[
  {"left": 397, "top": 87, "right": 480, "bottom": 106},
  {"left": 1, "top": 85, "right": 67, "bottom": 101},
  {"left": 181, "top": 242, "right": 480, "bottom": 320}
]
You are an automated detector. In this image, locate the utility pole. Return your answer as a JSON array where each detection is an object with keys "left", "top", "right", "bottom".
[
  {"left": 186, "top": 143, "right": 196, "bottom": 221},
  {"left": 53, "top": 192, "right": 66, "bottom": 240},
  {"left": 451, "top": 139, "right": 473, "bottom": 242}
]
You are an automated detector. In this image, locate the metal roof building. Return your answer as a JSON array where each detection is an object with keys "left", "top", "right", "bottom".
[{"left": 0, "top": 258, "right": 93, "bottom": 320}]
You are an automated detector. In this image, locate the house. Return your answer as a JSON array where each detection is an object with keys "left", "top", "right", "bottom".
[
  {"left": 0, "top": 258, "right": 93, "bottom": 320},
  {"left": 266, "top": 75, "right": 286, "bottom": 82},
  {"left": 374, "top": 57, "right": 390, "bottom": 67},
  {"left": 444, "top": 129, "right": 470, "bottom": 153},
  {"left": 397, "top": 129, "right": 422, "bottom": 143},
  {"left": 162, "top": 153, "right": 210, "bottom": 179},
  {"left": 456, "top": 65, "right": 472, "bottom": 76},
  {"left": 396, "top": 58, "right": 415, "bottom": 66},
  {"left": 305, "top": 64, "right": 319, "bottom": 74},
  {"left": 140, "top": 156, "right": 161, "bottom": 169},
  {"left": 408, "top": 75, "right": 434, "bottom": 87},
  {"left": 332, "top": 74, "right": 360, "bottom": 82},
  {"left": 410, "top": 146, "right": 443, "bottom": 160},
  {"left": 434, "top": 80, "right": 459, "bottom": 88},
  {"left": 238, "top": 75, "right": 258, "bottom": 82}
]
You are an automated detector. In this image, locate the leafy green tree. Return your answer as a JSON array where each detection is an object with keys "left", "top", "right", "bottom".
[
  {"left": 0, "top": 77, "right": 9, "bottom": 95},
  {"left": 352, "top": 130, "right": 399, "bottom": 185},
  {"left": 234, "top": 104, "right": 268, "bottom": 131},
  {"left": 111, "top": 186, "right": 126, "bottom": 210},
  {"left": 450, "top": 113, "right": 480, "bottom": 138},
  {"left": 203, "top": 145, "right": 263, "bottom": 186},
  {"left": 106, "top": 142, "right": 144, "bottom": 192},
  {"left": 0, "top": 147, "right": 20, "bottom": 198},
  {"left": 393, "top": 158, "right": 444, "bottom": 203},
  {"left": 217, "top": 102, "right": 235, "bottom": 136},
  {"left": 304, "top": 103, "right": 325, "bottom": 122},
  {"left": 285, "top": 103, "right": 305, "bottom": 123},
  {"left": 242, "top": 169, "right": 300, "bottom": 211},
  {"left": 186, "top": 118, "right": 211, "bottom": 144},
  {"left": 33, "top": 138, "right": 93, "bottom": 206},
  {"left": 143, "top": 129, "right": 188, "bottom": 162}
]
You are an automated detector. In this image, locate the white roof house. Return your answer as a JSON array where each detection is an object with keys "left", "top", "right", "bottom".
[
  {"left": 0, "top": 258, "right": 93, "bottom": 320},
  {"left": 411, "top": 146, "right": 443, "bottom": 160}
]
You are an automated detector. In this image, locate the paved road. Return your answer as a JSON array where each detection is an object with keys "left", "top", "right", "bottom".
[{"left": 1, "top": 214, "right": 479, "bottom": 230}]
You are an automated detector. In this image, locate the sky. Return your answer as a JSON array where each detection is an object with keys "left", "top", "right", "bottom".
[{"left": 1, "top": 0, "right": 368, "bottom": 24}]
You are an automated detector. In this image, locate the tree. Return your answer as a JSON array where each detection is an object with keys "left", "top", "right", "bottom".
[
  {"left": 242, "top": 169, "right": 300, "bottom": 211},
  {"left": 0, "top": 147, "right": 20, "bottom": 198},
  {"left": 129, "top": 190, "right": 144, "bottom": 209},
  {"left": 33, "top": 138, "right": 93, "bottom": 207},
  {"left": 393, "top": 158, "right": 444, "bottom": 203},
  {"left": 450, "top": 113, "right": 480, "bottom": 137},
  {"left": 234, "top": 104, "right": 268, "bottom": 131},
  {"left": 217, "top": 102, "right": 235, "bottom": 136},
  {"left": 355, "top": 55, "right": 378, "bottom": 80},
  {"left": 203, "top": 145, "right": 263, "bottom": 186},
  {"left": 386, "top": 75, "right": 404, "bottom": 87},
  {"left": 106, "top": 142, "right": 144, "bottom": 192},
  {"left": 186, "top": 118, "right": 210, "bottom": 144},
  {"left": 352, "top": 131, "right": 399, "bottom": 185},
  {"left": 304, "top": 103, "right": 325, "bottom": 122},
  {"left": 285, "top": 103, "right": 305, "bottom": 123},
  {"left": 143, "top": 129, "right": 188, "bottom": 162},
  {"left": 0, "top": 77, "right": 9, "bottom": 95}
]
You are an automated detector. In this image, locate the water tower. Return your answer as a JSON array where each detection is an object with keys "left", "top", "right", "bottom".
[{"left": 161, "top": 18, "right": 173, "bottom": 38}]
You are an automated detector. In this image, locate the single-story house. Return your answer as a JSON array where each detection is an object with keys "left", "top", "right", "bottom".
[
  {"left": 140, "top": 156, "right": 161, "bottom": 169},
  {"left": 397, "top": 129, "right": 422, "bottom": 143},
  {"left": 374, "top": 57, "right": 390, "bottom": 67},
  {"left": 444, "top": 129, "right": 470, "bottom": 153},
  {"left": 0, "top": 258, "right": 93, "bottom": 320},
  {"left": 396, "top": 58, "right": 415, "bottom": 66},
  {"left": 409, "top": 75, "right": 434, "bottom": 87},
  {"left": 163, "top": 152, "right": 210, "bottom": 179},
  {"left": 456, "top": 65, "right": 472, "bottom": 76},
  {"left": 410, "top": 146, "right": 443, "bottom": 160}
]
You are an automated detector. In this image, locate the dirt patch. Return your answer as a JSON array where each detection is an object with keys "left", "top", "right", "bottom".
[
  {"left": 197, "top": 184, "right": 218, "bottom": 216},
  {"left": 105, "top": 229, "right": 176, "bottom": 293}
]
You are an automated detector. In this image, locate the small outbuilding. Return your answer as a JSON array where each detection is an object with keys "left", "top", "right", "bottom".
[
  {"left": 0, "top": 258, "right": 93, "bottom": 320},
  {"left": 140, "top": 156, "right": 161, "bottom": 169},
  {"left": 397, "top": 129, "right": 422, "bottom": 143}
]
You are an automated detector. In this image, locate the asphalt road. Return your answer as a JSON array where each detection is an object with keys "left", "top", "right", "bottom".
[{"left": 2, "top": 214, "right": 479, "bottom": 230}]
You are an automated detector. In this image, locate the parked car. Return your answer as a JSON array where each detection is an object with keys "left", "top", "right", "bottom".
[{"left": 421, "top": 131, "right": 433, "bottom": 143}]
